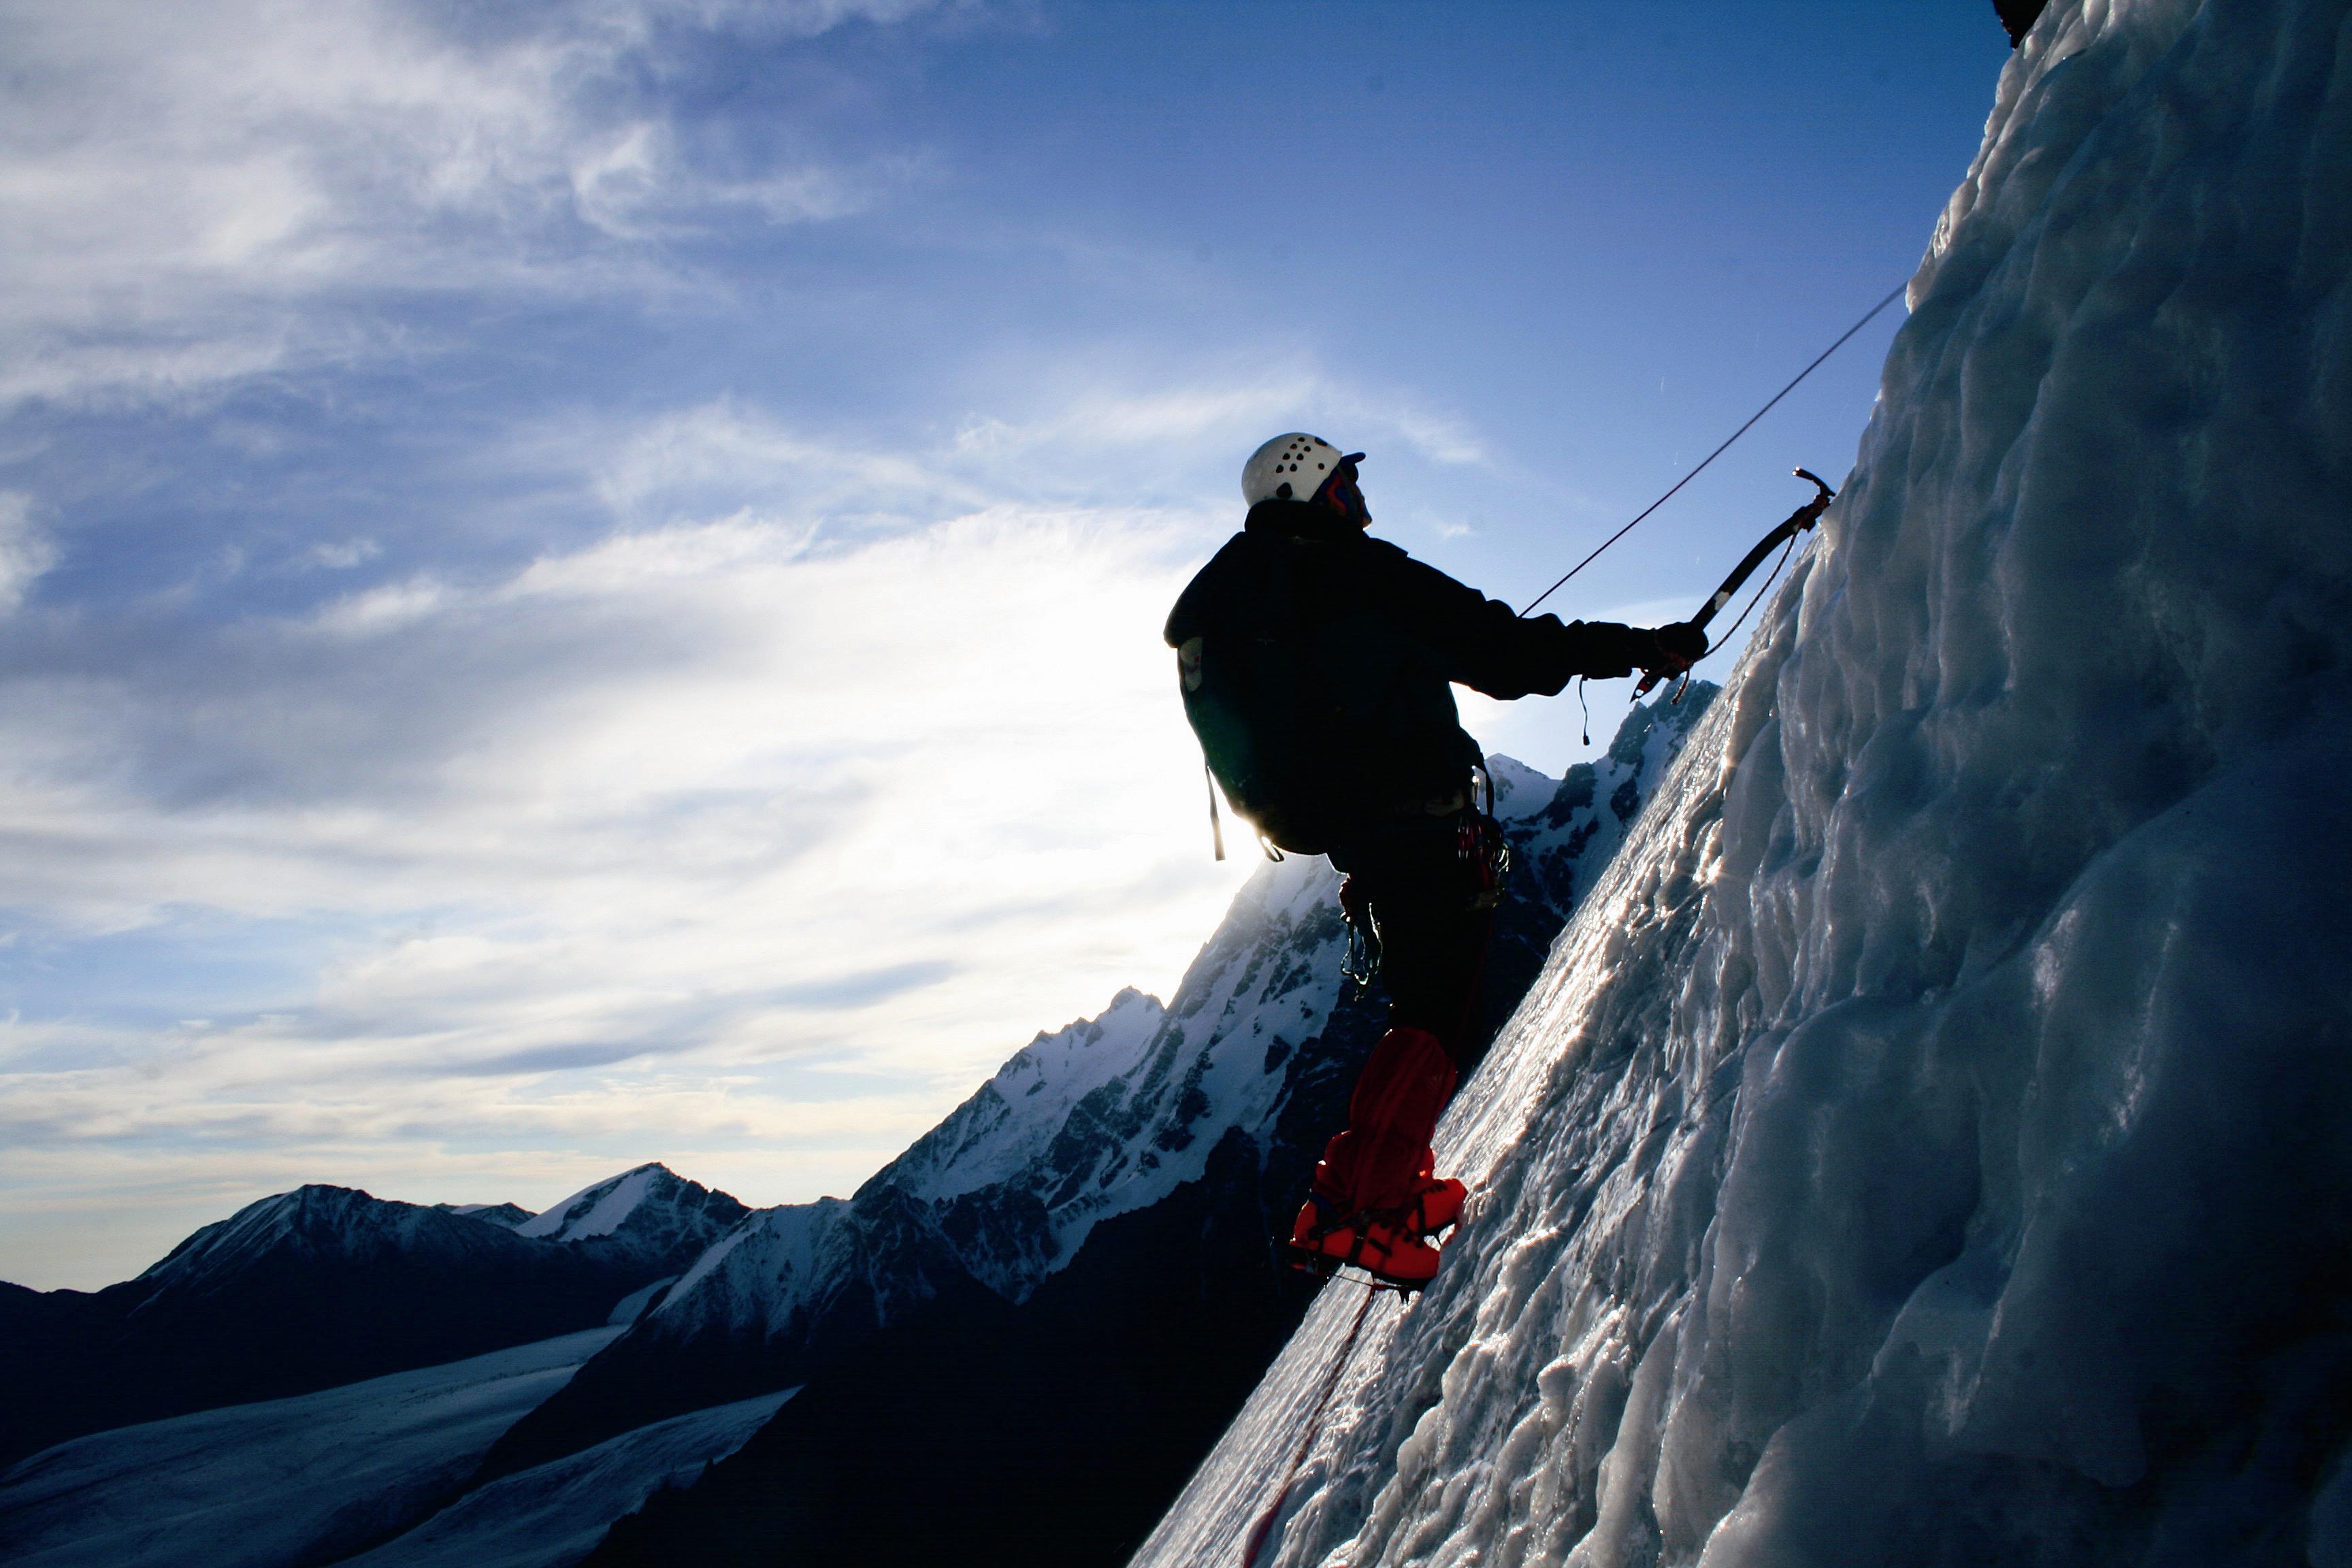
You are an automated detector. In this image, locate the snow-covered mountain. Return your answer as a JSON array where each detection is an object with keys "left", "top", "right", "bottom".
[
  {"left": 557, "top": 707, "right": 1713, "bottom": 1565},
  {"left": 1135, "top": 4, "right": 2352, "bottom": 1565},
  {"left": 0, "top": 1166, "right": 740, "bottom": 1469},
  {"left": 510, "top": 1163, "right": 751, "bottom": 1277},
  {"left": 653, "top": 703, "right": 1706, "bottom": 1340}
]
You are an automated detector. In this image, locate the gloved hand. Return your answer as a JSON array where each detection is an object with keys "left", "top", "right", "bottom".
[{"left": 1644, "top": 620, "right": 1708, "bottom": 674}]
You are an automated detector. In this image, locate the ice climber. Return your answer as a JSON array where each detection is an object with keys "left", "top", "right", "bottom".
[{"left": 1166, "top": 434, "right": 1705, "bottom": 1288}]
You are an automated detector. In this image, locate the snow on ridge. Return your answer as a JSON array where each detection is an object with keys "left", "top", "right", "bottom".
[
  {"left": 133, "top": 1184, "right": 484, "bottom": 1292},
  {"left": 515, "top": 1164, "right": 668, "bottom": 1242},
  {"left": 1482, "top": 753, "right": 1552, "bottom": 820},
  {"left": 1137, "top": 3, "right": 2352, "bottom": 1563},
  {"left": 888, "top": 986, "right": 1170, "bottom": 1205},
  {"left": 647, "top": 1199, "right": 849, "bottom": 1340}
]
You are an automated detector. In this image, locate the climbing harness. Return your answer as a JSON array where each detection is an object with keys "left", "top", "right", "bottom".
[
  {"left": 1634, "top": 466, "right": 1834, "bottom": 702},
  {"left": 1458, "top": 811, "right": 1513, "bottom": 912},
  {"left": 1240, "top": 1289, "right": 1383, "bottom": 1568},
  {"left": 1337, "top": 768, "right": 1512, "bottom": 990},
  {"left": 1520, "top": 280, "right": 1904, "bottom": 619}
]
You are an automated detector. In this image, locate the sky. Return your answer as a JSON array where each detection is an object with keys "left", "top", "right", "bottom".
[{"left": 0, "top": 0, "right": 2013, "bottom": 1289}]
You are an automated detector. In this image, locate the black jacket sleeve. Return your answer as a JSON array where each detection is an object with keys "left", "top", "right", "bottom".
[{"left": 1379, "top": 549, "right": 1658, "bottom": 696}]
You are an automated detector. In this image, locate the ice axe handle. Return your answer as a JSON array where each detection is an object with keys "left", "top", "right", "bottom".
[{"left": 1632, "top": 468, "right": 1835, "bottom": 700}]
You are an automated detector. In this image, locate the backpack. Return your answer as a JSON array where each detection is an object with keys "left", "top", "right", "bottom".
[{"left": 1172, "top": 536, "right": 1384, "bottom": 858}]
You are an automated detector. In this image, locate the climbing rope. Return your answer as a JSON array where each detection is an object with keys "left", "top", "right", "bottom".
[
  {"left": 1240, "top": 1288, "right": 1382, "bottom": 1568},
  {"left": 1520, "top": 280, "right": 1906, "bottom": 618}
]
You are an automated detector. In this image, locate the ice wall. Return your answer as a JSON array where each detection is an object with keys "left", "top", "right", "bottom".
[{"left": 1132, "top": 2, "right": 2352, "bottom": 1564}]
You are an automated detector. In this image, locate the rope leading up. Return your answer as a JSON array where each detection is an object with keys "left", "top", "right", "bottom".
[{"left": 1520, "top": 279, "right": 1908, "bottom": 619}]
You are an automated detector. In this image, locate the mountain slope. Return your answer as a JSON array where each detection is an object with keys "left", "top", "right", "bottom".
[
  {"left": 340, "top": 1390, "right": 789, "bottom": 1568},
  {"left": 502, "top": 701, "right": 1716, "bottom": 1482},
  {"left": 1134, "top": 3, "right": 2352, "bottom": 1565},
  {"left": 572, "top": 706, "right": 1716, "bottom": 1567}
]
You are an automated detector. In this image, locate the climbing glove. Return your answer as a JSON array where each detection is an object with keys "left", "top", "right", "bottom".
[{"left": 1644, "top": 620, "right": 1709, "bottom": 675}]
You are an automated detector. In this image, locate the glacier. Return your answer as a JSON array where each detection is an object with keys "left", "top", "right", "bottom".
[
  {"left": 0, "top": 1328, "right": 621, "bottom": 1567},
  {"left": 1134, "top": 2, "right": 2352, "bottom": 1565},
  {"left": 0, "top": 1325, "right": 784, "bottom": 1568}
]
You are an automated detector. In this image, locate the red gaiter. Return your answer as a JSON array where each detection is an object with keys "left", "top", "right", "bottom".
[{"left": 1312, "top": 1025, "right": 1458, "bottom": 1215}]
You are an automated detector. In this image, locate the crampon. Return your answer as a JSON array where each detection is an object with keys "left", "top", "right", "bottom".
[{"left": 1287, "top": 1186, "right": 1465, "bottom": 1294}]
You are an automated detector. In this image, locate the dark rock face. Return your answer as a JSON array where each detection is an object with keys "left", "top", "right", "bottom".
[
  {"left": 591, "top": 1124, "right": 1350, "bottom": 1568},
  {"left": 434, "top": 1201, "right": 535, "bottom": 1227},
  {"left": 1995, "top": 0, "right": 2049, "bottom": 46},
  {"left": 0, "top": 1165, "right": 744, "bottom": 1470}
]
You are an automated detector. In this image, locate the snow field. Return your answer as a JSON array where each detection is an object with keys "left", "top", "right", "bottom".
[
  {"left": 339, "top": 1388, "right": 791, "bottom": 1568},
  {"left": 0, "top": 1325, "right": 787, "bottom": 1568},
  {"left": 0, "top": 1328, "right": 623, "bottom": 1567}
]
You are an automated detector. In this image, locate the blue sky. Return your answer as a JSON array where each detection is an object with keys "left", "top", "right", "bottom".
[{"left": 0, "top": 0, "right": 2012, "bottom": 1288}]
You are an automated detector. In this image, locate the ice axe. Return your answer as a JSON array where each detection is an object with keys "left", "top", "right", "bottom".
[{"left": 1635, "top": 467, "right": 1835, "bottom": 701}]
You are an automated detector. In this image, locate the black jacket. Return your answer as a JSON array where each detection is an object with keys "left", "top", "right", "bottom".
[{"left": 1165, "top": 500, "right": 1656, "bottom": 834}]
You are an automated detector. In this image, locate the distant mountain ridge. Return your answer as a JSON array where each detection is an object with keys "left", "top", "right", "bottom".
[{"left": 0, "top": 1162, "right": 740, "bottom": 1469}]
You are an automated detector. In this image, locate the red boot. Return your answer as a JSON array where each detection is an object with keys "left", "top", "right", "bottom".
[
  {"left": 1287, "top": 1027, "right": 1463, "bottom": 1287},
  {"left": 1289, "top": 1194, "right": 1440, "bottom": 1287}
]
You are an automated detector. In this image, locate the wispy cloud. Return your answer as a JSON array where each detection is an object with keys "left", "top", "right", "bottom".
[
  {"left": 0, "top": 0, "right": 935, "bottom": 409},
  {"left": 0, "top": 494, "right": 56, "bottom": 612},
  {"left": 0, "top": 391, "right": 1274, "bottom": 1283}
]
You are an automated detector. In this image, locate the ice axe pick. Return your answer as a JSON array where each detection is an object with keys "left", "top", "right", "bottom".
[{"left": 1634, "top": 467, "right": 1835, "bottom": 701}]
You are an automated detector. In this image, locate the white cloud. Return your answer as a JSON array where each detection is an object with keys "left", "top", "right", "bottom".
[
  {"left": 303, "top": 538, "right": 383, "bottom": 571},
  {"left": 0, "top": 0, "right": 931, "bottom": 408},
  {"left": 0, "top": 494, "right": 56, "bottom": 612},
  {"left": 0, "top": 401, "right": 1267, "bottom": 1283},
  {"left": 0, "top": 302, "right": 1519, "bottom": 1284}
]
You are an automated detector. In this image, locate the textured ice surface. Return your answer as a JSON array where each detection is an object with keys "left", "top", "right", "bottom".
[
  {"left": 1135, "top": 2, "right": 2352, "bottom": 1564},
  {"left": 340, "top": 1390, "right": 789, "bottom": 1568},
  {"left": 0, "top": 1328, "right": 620, "bottom": 1567}
]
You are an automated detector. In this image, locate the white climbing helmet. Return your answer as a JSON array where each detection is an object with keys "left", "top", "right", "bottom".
[{"left": 1242, "top": 433, "right": 1361, "bottom": 506}]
